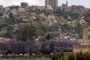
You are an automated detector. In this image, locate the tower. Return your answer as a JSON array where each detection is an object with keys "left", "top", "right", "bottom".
[
  {"left": 66, "top": 0, "right": 68, "bottom": 6},
  {"left": 62, "top": 0, "right": 68, "bottom": 12},
  {"left": 45, "top": 0, "right": 58, "bottom": 9}
]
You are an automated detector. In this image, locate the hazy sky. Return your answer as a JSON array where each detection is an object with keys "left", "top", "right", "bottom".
[{"left": 0, "top": 0, "right": 89, "bottom": 8}]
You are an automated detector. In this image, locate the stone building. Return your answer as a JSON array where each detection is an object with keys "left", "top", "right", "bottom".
[
  {"left": 45, "top": 0, "right": 58, "bottom": 9},
  {"left": 73, "top": 17, "right": 90, "bottom": 53}
]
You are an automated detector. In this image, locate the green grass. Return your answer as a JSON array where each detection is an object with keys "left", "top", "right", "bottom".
[{"left": 0, "top": 57, "right": 50, "bottom": 60}]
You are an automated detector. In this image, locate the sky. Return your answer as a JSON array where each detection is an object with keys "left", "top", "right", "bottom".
[{"left": 0, "top": 0, "right": 90, "bottom": 8}]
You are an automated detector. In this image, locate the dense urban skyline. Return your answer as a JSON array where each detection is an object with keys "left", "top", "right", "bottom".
[{"left": 0, "top": 0, "right": 89, "bottom": 8}]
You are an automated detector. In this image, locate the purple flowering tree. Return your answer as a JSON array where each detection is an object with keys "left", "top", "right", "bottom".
[
  {"left": 41, "top": 39, "right": 56, "bottom": 54},
  {"left": 9, "top": 40, "right": 26, "bottom": 55},
  {"left": 24, "top": 40, "right": 36, "bottom": 55}
]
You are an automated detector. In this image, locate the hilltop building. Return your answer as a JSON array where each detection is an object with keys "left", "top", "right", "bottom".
[{"left": 45, "top": 0, "right": 58, "bottom": 9}]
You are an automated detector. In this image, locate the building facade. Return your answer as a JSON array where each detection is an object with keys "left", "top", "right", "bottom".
[
  {"left": 45, "top": 0, "right": 58, "bottom": 9},
  {"left": 73, "top": 17, "right": 90, "bottom": 53}
]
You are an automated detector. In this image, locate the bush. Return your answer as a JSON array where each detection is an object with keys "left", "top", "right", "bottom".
[
  {"left": 69, "top": 53, "right": 90, "bottom": 60},
  {"left": 50, "top": 52, "right": 64, "bottom": 60}
]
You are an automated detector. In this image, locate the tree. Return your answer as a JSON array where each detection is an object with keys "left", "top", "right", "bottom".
[
  {"left": 0, "top": 43, "right": 12, "bottom": 55},
  {"left": 9, "top": 40, "right": 26, "bottom": 54},
  {"left": 41, "top": 40, "right": 56, "bottom": 54},
  {"left": 51, "top": 51, "right": 64, "bottom": 60},
  {"left": 24, "top": 40, "right": 35, "bottom": 55},
  {"left": 21, "top": 2, "right": 28, "bottom": 7},
  {"left": 15, "top": 25, "right": 37, "bottom": 41}
]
